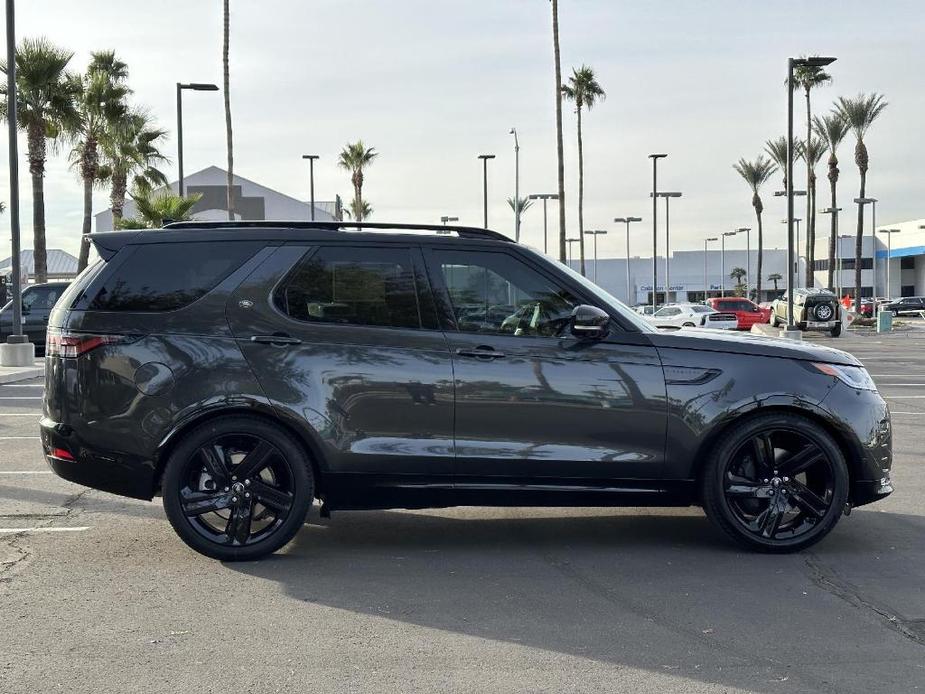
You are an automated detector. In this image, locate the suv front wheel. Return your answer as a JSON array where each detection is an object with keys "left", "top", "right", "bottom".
[{"left": 162, "top": 416, "right": 314, "bottom": 561}]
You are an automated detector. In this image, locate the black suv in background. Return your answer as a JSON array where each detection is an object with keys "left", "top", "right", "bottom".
[
  {"left": 0, "top": 281, "right": 70, "bottom": 353},
  {"left": 42, "top": 222, "right": 893, "bottom": 560},
  {"left": 882, "top": 296, "right": 925, "bottom": 317}
]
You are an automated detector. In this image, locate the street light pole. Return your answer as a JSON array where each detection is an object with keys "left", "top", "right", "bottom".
[
  {"left": 721, "top": 231, "right": 737, "bottom": 297},
  {"left": 651, "top": 191, "right": 681, "bottom": 302},
  {"left": 583, "top": 230, "right": 607, "bottom": 283},
  {"left": 478, "top": 154, "right": 496, "bottom": 229},
  {"left": 648, "top": 154, "right": 667, "bottom": 310},
  {"left": 566, "top": 238, "right": 580, "bottom": 268},
  {"left": 736, "top": 227, "right": 751, "bottom": 299},
  {"left": 704, "top": 237, "right": 718, "bottom": 301},
  {"left": 820, "top": 207, "right": 842, "bottom": 291},
  {"left": 530, "top": 194, "right": 558, "bottom": 254},
  {"left": 176, "top": 82, "right": 219, "bottom": 197},
  {"left": 510, "top": 128, "right": 520, "bottom": 241},
  {"left": 302, "top": 154, "right": 319, "bottom": 221},
  {"left": 615, "top": 217, "right": 642, "bottom": 304},
  {"left": 440, "top": 216, "right": 459, "bottom": 226}
]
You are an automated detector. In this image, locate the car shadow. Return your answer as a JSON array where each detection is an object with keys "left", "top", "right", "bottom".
[{"left": 228, "top": 508, "right": 925, "bottom": 693}]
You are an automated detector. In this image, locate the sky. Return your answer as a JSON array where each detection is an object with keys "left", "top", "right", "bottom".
[{"left": 1, "top": 0, "right": 923, "bottom": 264}]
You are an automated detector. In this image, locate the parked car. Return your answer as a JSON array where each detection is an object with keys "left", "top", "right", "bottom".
[
  {"left": 42, "top": 221, "right": 892, "bottom": 560},
  {"left": 769, "top": 288, "right": 842, "bottom": 336},
  {"left": 705, "top": 297, "right": 771, "bottom": 330},
  {"left": 857, "top": 298, "right": 892, "bottom": 318},
  {"left": 646, "top": 303, "right": 738, "bottom": 330},
  {"left": 634, "top": 304, "right": 656, "bottom": 316},
  {"left": 882, "top": 296, "right": 925, "bottom": 317},
  {"left": 0, "top": 281, "right": 70, "bottom": 354}
]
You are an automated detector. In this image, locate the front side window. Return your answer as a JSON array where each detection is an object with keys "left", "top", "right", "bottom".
[
  {"left": 274, "top": 246, "right": 422, "bottom": 329},
  {"left": 433, "top": 249, "right": 579, "bottom": 337}
]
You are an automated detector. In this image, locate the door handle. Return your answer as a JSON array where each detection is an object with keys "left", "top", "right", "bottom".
[
  {"left": 456, "top": 347, "right": 505, "bottom": 360},
  {"left": 250, "top": 334, "right": 302, "bottom": 346}
]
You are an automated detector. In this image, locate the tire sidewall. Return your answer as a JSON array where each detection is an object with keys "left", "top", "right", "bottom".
[{"left": 162, "top": 416, "right": 314, "bottom": 561}]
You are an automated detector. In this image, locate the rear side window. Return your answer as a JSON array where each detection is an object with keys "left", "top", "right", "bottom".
[
  {"left": 273, "top": 246, "right": 422, "bottom": 329},
  {"left": 90, "top": 241, "right": 263, "bottom": 312}
]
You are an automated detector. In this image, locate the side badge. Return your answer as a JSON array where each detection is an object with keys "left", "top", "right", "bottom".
[{"left": 238, "top": 299, "right": 254, "bottom": 309}]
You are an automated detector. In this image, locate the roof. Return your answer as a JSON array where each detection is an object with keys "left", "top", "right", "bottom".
[{"left": 0, "top": 249, "right": 79, "bottom": 276}]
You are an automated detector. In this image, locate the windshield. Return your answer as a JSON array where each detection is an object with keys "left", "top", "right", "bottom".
[{"left": 542, "top": 252, "right": 656, "bottom": 333}]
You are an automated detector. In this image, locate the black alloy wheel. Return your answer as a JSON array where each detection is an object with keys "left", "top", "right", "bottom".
[
  {"left": 702, "top": 413, "right": 848, "bottom": 552},
  {"left": 163, "top": 416, "right": 313, "bottom": 560}
]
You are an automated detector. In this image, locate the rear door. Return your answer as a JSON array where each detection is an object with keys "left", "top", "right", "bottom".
[{"left": 226, "top": 243, "right": 456, "bottom": 484}]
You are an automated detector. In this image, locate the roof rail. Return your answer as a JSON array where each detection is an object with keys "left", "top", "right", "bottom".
[{"left": 162, "top": 220, "right": 512, "bottom": 243}]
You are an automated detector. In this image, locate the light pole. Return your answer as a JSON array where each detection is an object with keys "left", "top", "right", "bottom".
[
  {"left": 651, "top": 191, "right": 681, "bottom": 302},
  {"left": 855, "top": 197, "right": 877, "bottom": 313},
  {"left": 478, "top": 154, "right": 495, "bottom": 228},
  {"left": 736, "top": 227, "right": 751, "bottom": 299},
  {"left": 780, "top": 217, "right": 802, "bottom": 287},
  {"left": 529, "top": 193, "right": 558, "bottom": 255},
  {"left": 302, "top": 154, "right": 319, "bottom": 221},
  {"left": 776, "top": 190, "right": 806, "bottom": 290},
  {"left": 787, "top": 56, "right": 836, "bottom": 330},
  {"left": 704, "top": 237, "right": 718, "bottom": 301},
  {"left": 566, "top": 238, "right": 580, "bottom": 268},
  {"left": 583, "top": 229, "right": 607, "bottom": 283},
  {"left": 721, "top": 231, "right": 737, "bottom": 297},
  {"left": 510, "top": 128, "right": 520, "bottom": 241},
  {"left": 176, "top": 82, "right": 219, "bottom": 197},
  {"left": 440, "top": 215, "right": 459, "bottom": 226},
  {"left": 820, "top": 207, "right": 842, "bottom": 291},
  {"left": 879, "top": 228, "right": 901, "bottom": 300},
  {"left": 648, "top": 154, "right": 668, "bottom": 310},
  {"left": 615, "top": 216, "right": 642, "bottom": 304},
  {"left": 1, "top": 0, "right": 32, "bottom": 367}
]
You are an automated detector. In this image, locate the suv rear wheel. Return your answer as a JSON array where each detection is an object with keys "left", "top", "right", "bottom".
[
  {"left": 700, "top": 413, "right": 848, "bottom": 553},
  {"left": 162, "top": 416, "right": 314, "bottom": 561}
]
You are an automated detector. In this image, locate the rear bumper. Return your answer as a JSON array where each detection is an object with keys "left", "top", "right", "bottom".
[{"left": 40, "top": 417, "right": 156, "bottom": 500}]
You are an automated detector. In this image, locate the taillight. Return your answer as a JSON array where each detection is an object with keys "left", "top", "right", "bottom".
[{"left": 46, "top": 329, "right": 134, "bottom": 358}]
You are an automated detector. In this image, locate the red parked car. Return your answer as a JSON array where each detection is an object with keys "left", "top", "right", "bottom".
[{"left": 705, "top": 297, "right": 771, "bottom": 330}]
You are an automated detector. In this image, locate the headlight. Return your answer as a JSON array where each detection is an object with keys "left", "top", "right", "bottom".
[{"left": 812, "top": 362, "right": 877, "bottom": 391}]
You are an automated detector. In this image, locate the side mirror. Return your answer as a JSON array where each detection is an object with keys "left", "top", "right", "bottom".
[{"left": 570, "top": 304, "right": 610, "bottom": 340}]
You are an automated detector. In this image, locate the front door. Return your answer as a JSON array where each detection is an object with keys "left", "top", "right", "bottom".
[
  {"left": 226, "top": 243, "right": 456, "bottom": 490},
  {"left": 424, "top": 246, "right": 667, "bottom": 485}
]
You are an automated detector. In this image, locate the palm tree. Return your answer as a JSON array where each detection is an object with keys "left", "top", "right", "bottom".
[
  {"left": 550, "top": 0, "right": 566, "bottom": 263},
  {"left": 338, "top": 141, "right": 377, "bottom": 222},
  {"left": 72, "top": 51, "right": 130, "bottom": 271},
  {"left": 768, "top": 272, "right": 783, "bottom": 292},
  {"left": 507, "top": 196, "right": 534, "bottom": 221},
  {"left": 345, "top": 199, "right": 373, "bottom": 221},
  {"left": 764, "top": 136, "right": 788, "bottom": 190},
  {"left": 98, "top": 108, "right": 169, "bottom": 222},
  {"left": 835, "top": 93, "right": 887, "bottom": 311},
  {"left": 796, "top": 136, "right": 828, "bottom": 287},
  {"left": 730, "top": 267, "right": 747, "bottom": 296},
  {"left": 223, "top": 0, "right": 234, "bottom": 220},
  {"left": 561, "top": 65, "right": 605, "bottom": 277},
  {"left": 733, "top": 156, "right": 777, "bottom": 300},
  {"left": 812, "top": 112, "right": 851, "bottom": 290},
  {"left": 0, "top": 38, "right": 79, "bottom": 283},
  {"left": 117, "top": 187, "right": 202, "bottom": 228}
]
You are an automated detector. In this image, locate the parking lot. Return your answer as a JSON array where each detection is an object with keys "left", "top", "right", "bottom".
[{"left": 1, "top": 331, "right": 923, "bottom": 693}]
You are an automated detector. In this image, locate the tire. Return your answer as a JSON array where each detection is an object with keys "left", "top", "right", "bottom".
[
  {"left": 830, "top": 323, "right": 841, "bottom": 338},
  {"left": 700, "top": 412, "right": 849, "bottom": 553},
  {"left": 892, "top": 310, "right": 899, "bottom": 318},
  {"left": 769, "top": 311, "right": 778, "bottom": 327},
  {"left": 682, "top": 322, "right": 695, "bottom": 328},
  {"left": 162, "top": 415, "right": 314, "bottom": 561}
]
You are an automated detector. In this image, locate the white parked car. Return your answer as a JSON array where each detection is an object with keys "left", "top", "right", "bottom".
[{"left": 646, "top": 303, "right": 738, "bottom": 330}]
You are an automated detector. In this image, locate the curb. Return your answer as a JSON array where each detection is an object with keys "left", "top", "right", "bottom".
[{"left": 0, "top": 362, "right": 45, "bottom": 385}]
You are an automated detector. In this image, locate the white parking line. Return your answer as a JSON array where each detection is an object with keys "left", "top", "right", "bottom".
[
  {"left": 0, "top": 397, "right": 42, "bottom": 400},
  {"left": 875, "top": 384, "right": 925, "bottom": 387},
  {"left": 891, "top": 411, "right": 922, "bottom": 415},
  {"left": 0, "top": 413, "right": 40, "bottom": 416},
  {"left": 0, "top": 436, "right": 40, "bottom": 440},
  {"left": 0, "top": 527, "right": 90, "bottom": 534},
  {"left": 884, "top": 395, "right": 925, "bottom": 399},
  {"left": 0, "top": 384, "right": 43, "bottom": 388},
  {"left": 0, "top": 471, "right": 52, "bottom": 475}
]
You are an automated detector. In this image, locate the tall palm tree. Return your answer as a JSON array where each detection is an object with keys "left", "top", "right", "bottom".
[
  {"left": 835, "top": 93, "right": 888, "bottom": 311},
  {"left": 117, "top": 187, "right": 202, "bottom": 228},
  {"left": 764, "top": 136, "right": 788, "bottom": 190},
  {"left": 72, "top": 51, "right": 130, "bottom": 271},
  {"left": 338, "top": 141, "right": 377, "bottom": 222},
  {"left": 0, "top": 38, "right": 79, "bottom": 283},
  {"left": 550, "top": 0, "right": 566, "bottom": 263},
  {"left": 792, "top": 60, "right": 832, "bottom": 294},
  {"left": 223, "top": 0, "right": 234, "bottom": 220},
  {"left": 99, "top": 108, "right": 169, "bottom": 221},
  {"left": 507, "top": 196, "right": 534, "bottom": 220},
  {"left": 733, "top": 156, "right": 777, "bottom": 299},
  {"left": 768, "top": 272, "right": 783, "bottom": 292},
  {"left": 561, "top": 65, "right": 605, "bottom": 277},
  {"left": 796, "top": 136, "right": 828, "bottom": 287},
  {"left": 813, "top": 112, "right": 851, "bottom": 290},
  {"left": 729, "top": 267, "right": 747, "bottom": 296}
]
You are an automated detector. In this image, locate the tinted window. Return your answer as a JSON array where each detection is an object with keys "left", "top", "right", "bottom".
[
  {"left": 23, "top": 286, "right": 64, "bottom": 312},
  {"left": 59, "top": 260, "right": 103, "bottom": 309},
  {"left": 90, "top": 241, "right": 262, "bottom": 312},
  {"left": 433, "top": 249, "right": 579, "bottom": 337},
  {"left": 691, "top": 306, "right": 712, "bottom": 313},
  {"left": 274, "top": 246, "right": 422, "bottom": 329}
]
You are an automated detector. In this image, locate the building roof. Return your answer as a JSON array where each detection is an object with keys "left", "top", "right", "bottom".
[{"left": 0, "top": 249, "right": 79, "bottom": 277}]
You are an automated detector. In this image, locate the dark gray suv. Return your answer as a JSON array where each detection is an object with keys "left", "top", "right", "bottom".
[{"left": 42, "top": 222, "right": 893, "bottom": 560}]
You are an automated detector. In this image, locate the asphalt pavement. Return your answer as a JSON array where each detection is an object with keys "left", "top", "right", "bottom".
[{"left": 1, "top": 331, "right": 923, "bottom": 693}]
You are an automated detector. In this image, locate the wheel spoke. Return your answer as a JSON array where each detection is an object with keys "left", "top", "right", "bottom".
[
  {"left": 181, "top": 490, "right": 232, "bottom": 516},
  {"left": 725, "top": 477, "right": 770, "bottom": 498},
  {"left": 249, "top": 479, "right": 293, "bottom": 513},
  {"left": 785, "top": 479, "right": 829, "bottom": 519},
  {"left": 776, "top": 444, "right": 823, "bottom": 477},
  {"left": 756, "top": 498, "right": 785, "bottom": 539},
  {"left": 226, "top": 498, "right": 254, "bottom": 545},
  {"left": 750, "top": 433, "right": 775, "bottom": 476},
  {"left": 199, "top": 445, "right": 230, "bottom": 485},
  {"left": 234, "top": 441, "right": 277, "bottom": 480}
]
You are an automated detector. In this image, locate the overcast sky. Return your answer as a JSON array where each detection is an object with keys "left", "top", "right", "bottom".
[{"left": 1, "top": 0, "right": 923, "bottom": 263}]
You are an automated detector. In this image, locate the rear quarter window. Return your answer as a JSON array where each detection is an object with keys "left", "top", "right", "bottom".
[{"left": 89, "top": 241, "right": 264, "bottom": 312}]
